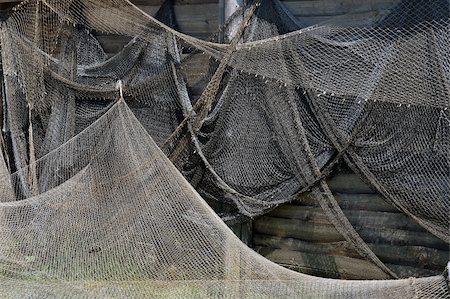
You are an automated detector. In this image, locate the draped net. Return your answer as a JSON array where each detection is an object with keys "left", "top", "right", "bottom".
[
  {"left": 0, "top": 0, "right": 448, "bottom": 297},
  {"left": 0, "top": 99, "right": 448, "bottom": 298}
]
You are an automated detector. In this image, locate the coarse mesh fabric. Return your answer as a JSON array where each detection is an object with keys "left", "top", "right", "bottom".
[
  {"left": 0, "top": 99, "right": 448, "bottom": 298},
  {"left": 0, "top": 0, "right": 449, "bottom": 296},
  {"left": 186, "top": 0, "right": 401, "bottom": 278},
  {"left": 189, "top": 0, "right": 330, "bottom": 215},
  {"left": 1, "top": 0, "right": 186, "bottom": 183},
  {"left": 183, "top": 0, "right": 449, "bottom": 245}
]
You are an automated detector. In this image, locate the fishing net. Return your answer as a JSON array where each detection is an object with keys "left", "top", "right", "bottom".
[
  {"left": 184, "top": 0, "right": 450, "bottom": 245},
  {"left": 0, "top": 98, "right": 448, "bottom": 298},
  {"left": 0, "top": 0, "right": 448, "bottom": 297},
  {"left": 181, "top": 0, "right": 449, "bottom": 278}
]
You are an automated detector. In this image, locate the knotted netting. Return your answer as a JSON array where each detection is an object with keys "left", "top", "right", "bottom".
[
  {"left": 178, "top": 0, "right": 449, "bottom": 278},
  {"left": 0, "top": 98, "right": 448, "bottom": 298},
  {"left": 180, "top": 0, "right": 450, "bottom": 246},
  {"left": 0, "top": 0, "right": 449, "bottom": 297}
]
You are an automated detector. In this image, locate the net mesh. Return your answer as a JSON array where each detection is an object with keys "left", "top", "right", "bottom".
[
  {"left": 0, "top": 99, "right": 448, "bottom": 298},
  {"left": 0, "top": 0, "right": 448, "bottom": 297}
]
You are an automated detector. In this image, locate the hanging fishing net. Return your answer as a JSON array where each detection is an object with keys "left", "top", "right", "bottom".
[
  {"left": 0, "top": 98, "right": 447, "bottom": 298},
  {"left": 0, "top": 0, "right": 448, "bottom": 297}
]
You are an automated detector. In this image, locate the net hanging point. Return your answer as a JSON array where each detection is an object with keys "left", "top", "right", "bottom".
[
  {"left": 446, "top": 261, "right": 450, "bottom": 279},
  {"left": 116, "top": 80, "right": 124, "bottom": 101}
]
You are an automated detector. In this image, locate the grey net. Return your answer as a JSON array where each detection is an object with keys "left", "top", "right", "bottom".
[
  {"left": 183, "top": 0, "right": 450, "bottom": 245},
  {"left": 181, "top": 0, "right": 449, "bottom": 278},
  {"left": 0, "top": 0, "right": 449, "bottom": 297},
  {"left": 0, "top": 98, "right": 448, "bottom": 298}
]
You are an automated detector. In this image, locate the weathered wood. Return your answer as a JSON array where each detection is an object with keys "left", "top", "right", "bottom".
[
  {"left": 283, "top": 0, "right": 400, "bottom": 16},
  {"left": 326, "top": 173, "right": 377, "bottom": 194},
  {"left": 369, "top": 243, "right": 448, "bottom": 271},
  {"left": 181, "top": 53, "right": 211, "bottom": 96},
  {"left": 253, "top": 235, "right": 448, "bottom": 270},
  {"left": 267, "top": 205, "right": 425, "bottom": 232},
  {"left": 255, "top": 247, "right": 438, "bottom": 279},
  {"left": 230, "top": 221, "right": 253, "bottom": 247},
  {"left": 95, "top": 35, "right": 132, "bottom": 56},
  {"left": 96, "top": 3, "right": 219, "bottom": 46},
  {"left": 387, "top": 264, "right": 440, "bottom": 279},
  {"left": 255, "top": 216, "right": 344, "bottom": 242},
  {"left": 254, "top": 235, "right": 352, "bottom": 256},
  {"left": 254, "top": 247, "right": 391, "bottom": 279},
  {"left": 297, "top": 192, "right": 399, "bottom": 213},
  {"left": 254, "top": 216, "right": 448, "bottom": 250},
  {"left": 132, "top": 0, "right": 218, "bottom": 5}
]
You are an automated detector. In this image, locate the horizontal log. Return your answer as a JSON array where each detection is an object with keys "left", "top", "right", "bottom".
[
  {"left": 254, "top": 235, "right": 352, "bottom": 256},
  {"left": 132, "top": 0, "right": 218, "bottom": 5},
  {"left": 266, "top": 205, "right": 425, "bottom": 232},
  {"left": 255, "top": 216, "right": 344, "bottom": 243},
  {"left": 326, "top": 173, "right": 377, "bottom": 194},
  {"left": 254, "top": 247, "right": 390, "bottom": 279},
  {"left": 296, "top": 192, "right": 399, "bottom": 213},
  {"left": 253, "top": 235, "right": 448, "bottom": 270},
  {"left": 386, "top": 264, "right": 440, "bottom": 279},
  {"left": 253, "top": 216, "right": 448, "bottom": 250},
  {"left": 283, "top": 0, "right": 399, "bottom": 17},
  {"left": 255, "top": 247, "right": 438, "bottom": 279},
  {"left": 139, "top": 4, "right": 218, "bottom": 38},
  {"left": 95, "top": 35, "right": 132, "bottom": 55},
  {"left": 369, "top": 243, "right": 448, "bottom": 271},
  {"left": 94, "top": 4, "right": 218, "bottom": 42}
]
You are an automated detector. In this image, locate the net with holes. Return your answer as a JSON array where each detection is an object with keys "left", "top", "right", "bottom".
[
  {"left": 0, "top": 0, "right": 448, "bottom": 297},
  {"left": 0, "top": 99, "right": 448, "bottom": 298}
]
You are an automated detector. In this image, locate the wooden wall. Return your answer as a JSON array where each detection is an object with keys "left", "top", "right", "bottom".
[{"left": 253, "top": 173, "right": 449, "bottom": 279}]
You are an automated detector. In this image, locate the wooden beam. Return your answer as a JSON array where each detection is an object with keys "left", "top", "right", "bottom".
[
  {"left": 265, "top": 205, "right": 425, "bottom": 232},
  {"left": 296, "top": 192, "right": 399, "bottom": 213},
  {"left": 253, "top": 216, "right": 448, "bottom": 250},
  {"left": 253, "top": 235, "right": 449, "bottom": 270},
  {"left": 327, "top": 173, "right": 377, "bottom": 194},
  {"left": 254, "top": 247, "right": 391, "bottom": 279},
  {"left": 254, "top": 247, "right": 438, "bottom": 279}
]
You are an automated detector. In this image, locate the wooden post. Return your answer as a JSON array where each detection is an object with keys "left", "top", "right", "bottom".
[{"left": 225, "top": 0, "right": 243, "bottom": 39}]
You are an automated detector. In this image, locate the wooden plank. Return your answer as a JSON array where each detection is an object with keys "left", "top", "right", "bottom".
[
  {"left": 266, "top": 205, "right": 425, "bottom": 232},
  {"left": 326, "top": 173, "right": 377, "bottom": 194},
  {"left": 95, "top": 35, "right": 132, "bottom": 55},
  {"left": 296, "top": 192, "right": 399, "bottom": 212},
  {"left": 255, "top": 247, "right": 438, "bottom": 279},
  {"left": 137, "top": 3, "right": 219, "bottom": 38},
  {"left": 282, "top": 0, "right": 400, "bottom": 16},
  {"left": 253, "top": 216, "right": 448, "bottom": 250},
  {"left": 131, "top": 0, "right": 218, "bottom": 5},
  {"left": 253, "top": 235, "right": 448, "bottom": 270},
  {"left": 254, "top": 247, "right": 391, "bottom": 279}
]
